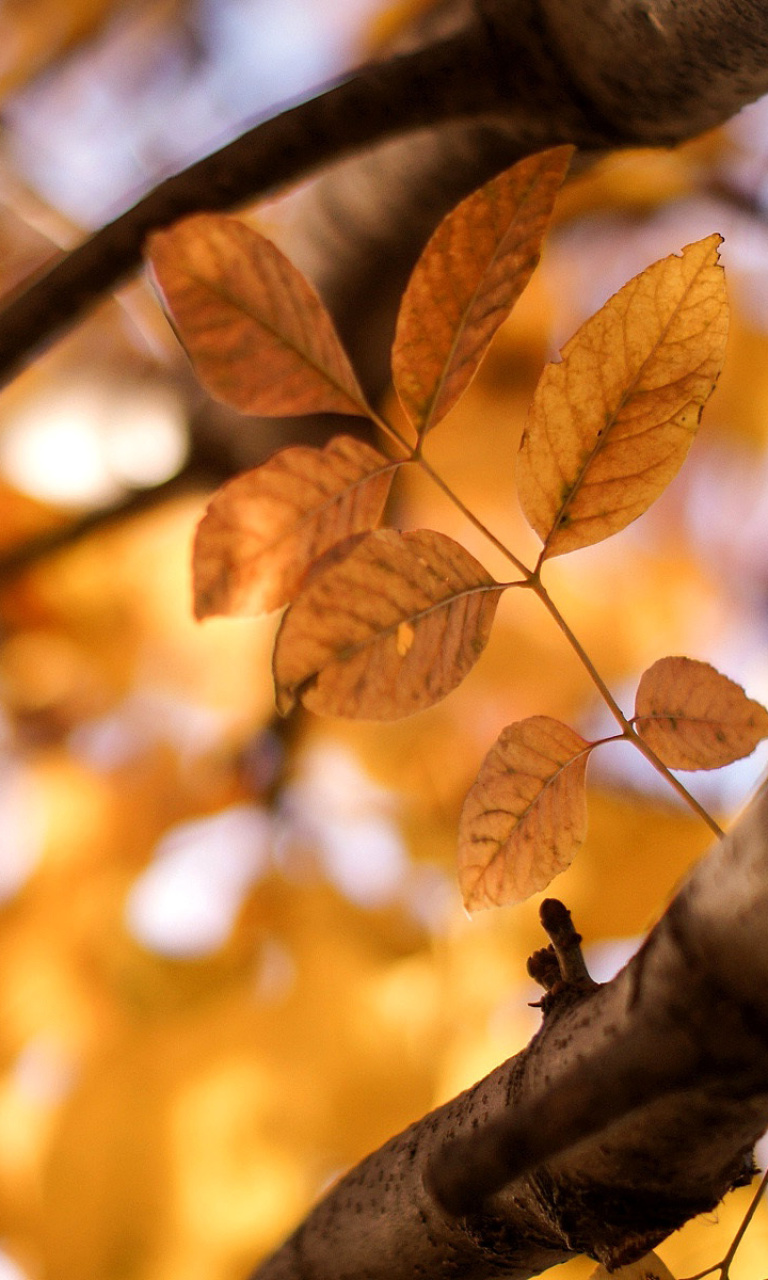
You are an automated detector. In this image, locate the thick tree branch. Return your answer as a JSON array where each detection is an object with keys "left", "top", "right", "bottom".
[
  {"left": 251, "top": 786, "right": 768, "bottom": 1279},
  {"left": 0, "top": 7, "right": 587, "bottom": 390},
  {"left": 2, "top": 0, "right": 768, "bottom": 395}
]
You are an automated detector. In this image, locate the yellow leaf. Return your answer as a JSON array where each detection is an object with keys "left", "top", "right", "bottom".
[
  {"left": 192, "top": 436, "right": 398, "bottom": 619},
  {"left": 591, "top": 1251, "right": 676, "bottom": 1280},
  {"left": 518, "top": 235, "right": 728, "bottom": 558},
  {"left": 458, "top": 716, "right": 591, "bottom": 910},
  {"left": 272, "top": 529, "right": 502, "bottom": 719},
  {"left": 634, "top": 656, "right": 768, "bottom": 770},
  {"left": 148, "top": 215, "right": 371, "bottom": 418},
  {"left": 392, "top": 147, "right": 572, "bottom": 435}
]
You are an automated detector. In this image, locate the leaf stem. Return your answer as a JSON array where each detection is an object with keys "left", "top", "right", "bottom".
[
  {"left": 532, "top": 578, "right": 723, "bottom": 838},
  {"left": 716, "top": 1165, "right": 768, "bottom": 1278},
  {"left": 627, "top": 732, "right": 724, "bottom": 837},
  {"left": 531, "top": 578, "right": 630, "bottom": 729},
  {"left": 415, "top": 454, "right": 531, "bottom": 577},
  {"left": 408, "top": 448, "right": 725, "bottom": 840},
  {"left": 681, "top": 1166, "right": 768, "bottom": 1280},
  {"left": 369, "top": 408, "right": 418, "bottom": 459}
]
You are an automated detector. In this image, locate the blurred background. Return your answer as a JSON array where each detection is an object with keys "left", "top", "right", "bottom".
[{"left": 0, "top": 2, "right": 767, "bottom": 1278}]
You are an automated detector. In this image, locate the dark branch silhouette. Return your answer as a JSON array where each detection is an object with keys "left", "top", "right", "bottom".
[{"left": 3, "top": 0, "right": 768, "bottom": 393}]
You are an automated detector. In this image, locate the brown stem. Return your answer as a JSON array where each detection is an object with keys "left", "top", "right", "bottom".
[
  {"left": 681, "top": 1166, "right": 768, "bottom": 1280},
  {"left": 539, "top": 897, "right": 597, "bottom": 989},
  {"left": 532, "top": 579, "right": 724, "bottom": 839}
]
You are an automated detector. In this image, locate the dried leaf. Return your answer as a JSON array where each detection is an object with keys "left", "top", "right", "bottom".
[
  {"left": 518, "top": 235, "right": 728, "bottom": 558},
  {"left": 590, "top": 1252, "right": 676, "bottom": 1280},
  {"left": 392, "top": 147, "right": 572, "bottom": 434},
  {"left": 148, "top": 215, "right": 371, "bottom": 417},
  {"left": 458, "top": 716, "right": 590, "bottom": 910},
  {"left": 273, "top": 529, "right": 502, "bottom": 719},
  {"left": 192, "top": 437, "right": 397, "bottom": 619},
  {"left": 634, "top": 656, "right": 768, "bottom": 770}
]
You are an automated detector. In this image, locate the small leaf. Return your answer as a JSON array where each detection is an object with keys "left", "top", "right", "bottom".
[
  {"left": 148, "top": 215, "right": 371, "bottom": 417},
  {"left": 392, "top": 147, "right": 572, "bottom": 435},
  {"left": 458, "top": 716, "right": 590, "bottom": 910},
  {"left": 590, "top": 1252, "right": 676, "bottom": 1280},
  {"left": 192, "top": 436, "right": 398, "bottom": 618},
  {"left": 634, "top": 656, "right": 768, "bottom": 770},
  {"left": 518, "top": 235, "right": 728, "bottom": 558},
  {"left": 273, "top": 529, "right": 502, "bottom": 719}
]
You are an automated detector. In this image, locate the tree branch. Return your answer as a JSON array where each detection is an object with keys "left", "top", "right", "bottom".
[
  {"left": 251, "top": 785, "right": 768, "bottom": 1279},
  {"left": 0, "top": 8, "right": 580, "bottom": 390},
  {"left": 2, "top": 0, "right": 768, "bottom": 395}
]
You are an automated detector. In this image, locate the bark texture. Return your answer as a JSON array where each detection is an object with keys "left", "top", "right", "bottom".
[
  {"left": 253, "top": 789, "right": 768, "bottom": 1278},
  {"left": 2, "top": 0, "right": 768, "bottom": 395}
]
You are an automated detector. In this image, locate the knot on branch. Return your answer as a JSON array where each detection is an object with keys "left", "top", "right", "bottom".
[{"left": 528, "top": 898, "right": 598, "bottom": 1014}]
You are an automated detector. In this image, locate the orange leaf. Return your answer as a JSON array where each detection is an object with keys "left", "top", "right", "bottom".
[
  {"left": 634, "top": 656, "right": 768, "bottom": 770},
  {"left": 148, "top": 215, "right": 371, "bottom": 417},
  {"left": 518, "top": 235, "right": 728, "bottom": 558},
  {"left": 591, "top": 1253, "right": 676, "bottom": 1280},
  {"left": 273, "top": 529, "right": 502, "bottom": 719},
  {"left": 458, "top": 716, "right": 590, "bottom": 910},
  {"left": 392, "top": 147, "right": 572, "bottom": 435},
  {"left": 192, "top": 437, "right": 398, "bottom": 619}
]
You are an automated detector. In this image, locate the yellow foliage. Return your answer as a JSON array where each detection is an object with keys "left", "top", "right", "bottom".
[{"left": 0, "top": 49, "right": 763, "bottom": 1280}]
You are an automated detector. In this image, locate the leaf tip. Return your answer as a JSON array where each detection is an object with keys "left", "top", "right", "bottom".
[{"left": 274, "top": 681, "right": 297, "bottom": 718}]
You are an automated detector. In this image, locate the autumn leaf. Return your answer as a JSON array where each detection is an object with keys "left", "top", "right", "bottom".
[
  {"left": 517, "top": 234, "right": 728, "bottom": 558},
  {"left": 590, "top": 1252, "right": 676, "bottom": 1280},
  {"left": 634, "top": 656, "right": 768, "bottom": 770},
  {"left": 148, "top": 215, "right": 371, "bottom": 417},
  {"left": 392, "top": 147, "right": 572, "bottom": 435},
  {"left": 273, "top": 529, "right": 502, "bottom": 719},
  {"left": 458, "top": 716, "right": 591, "bottom": 910},
  {"left": 192, "top": 436, "right": 398, "bottom": 619}
]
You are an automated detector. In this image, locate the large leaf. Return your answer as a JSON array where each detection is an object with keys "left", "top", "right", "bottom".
[
  {"left": 392, "top": 147, "right": 572, "bottom": 435},
  {"left": 517, "top": 235, "right": 728, "bottom": 558},
  {"left": 458, "top": 716, "right": 590, "bottom": 910},
  {"left": 148, "top": 215, "right": 371, "bottom": 417},
  {"left": 634, "top": 656, "right": 768, "bottom": 770},
  {"left": 273, "top": 529, "right": 502, "bottom": 719},
  {"left": 193, "top": 436, "right": 398, "bottom": 618}
]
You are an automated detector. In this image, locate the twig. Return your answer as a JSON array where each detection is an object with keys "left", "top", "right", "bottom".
[
  {"left": 538, "top": 897, "right": 597, "bottom": 989},
  {"left": 681, "top": 1166, "right": 768, "bottom": 1280},
  {"left": 414, "top": 455, "right": 725, "bottom": 838},
  {"left": 426, "top": 899, "right": 701, "bottom": 1218}
]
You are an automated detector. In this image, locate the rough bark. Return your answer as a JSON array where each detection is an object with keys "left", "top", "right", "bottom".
[
  {"left": 252, "top": 789, "right": 768, "bottom": 1278},
  {"left": 1, "top": 0, "right": 768, "bottom": 394}
]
